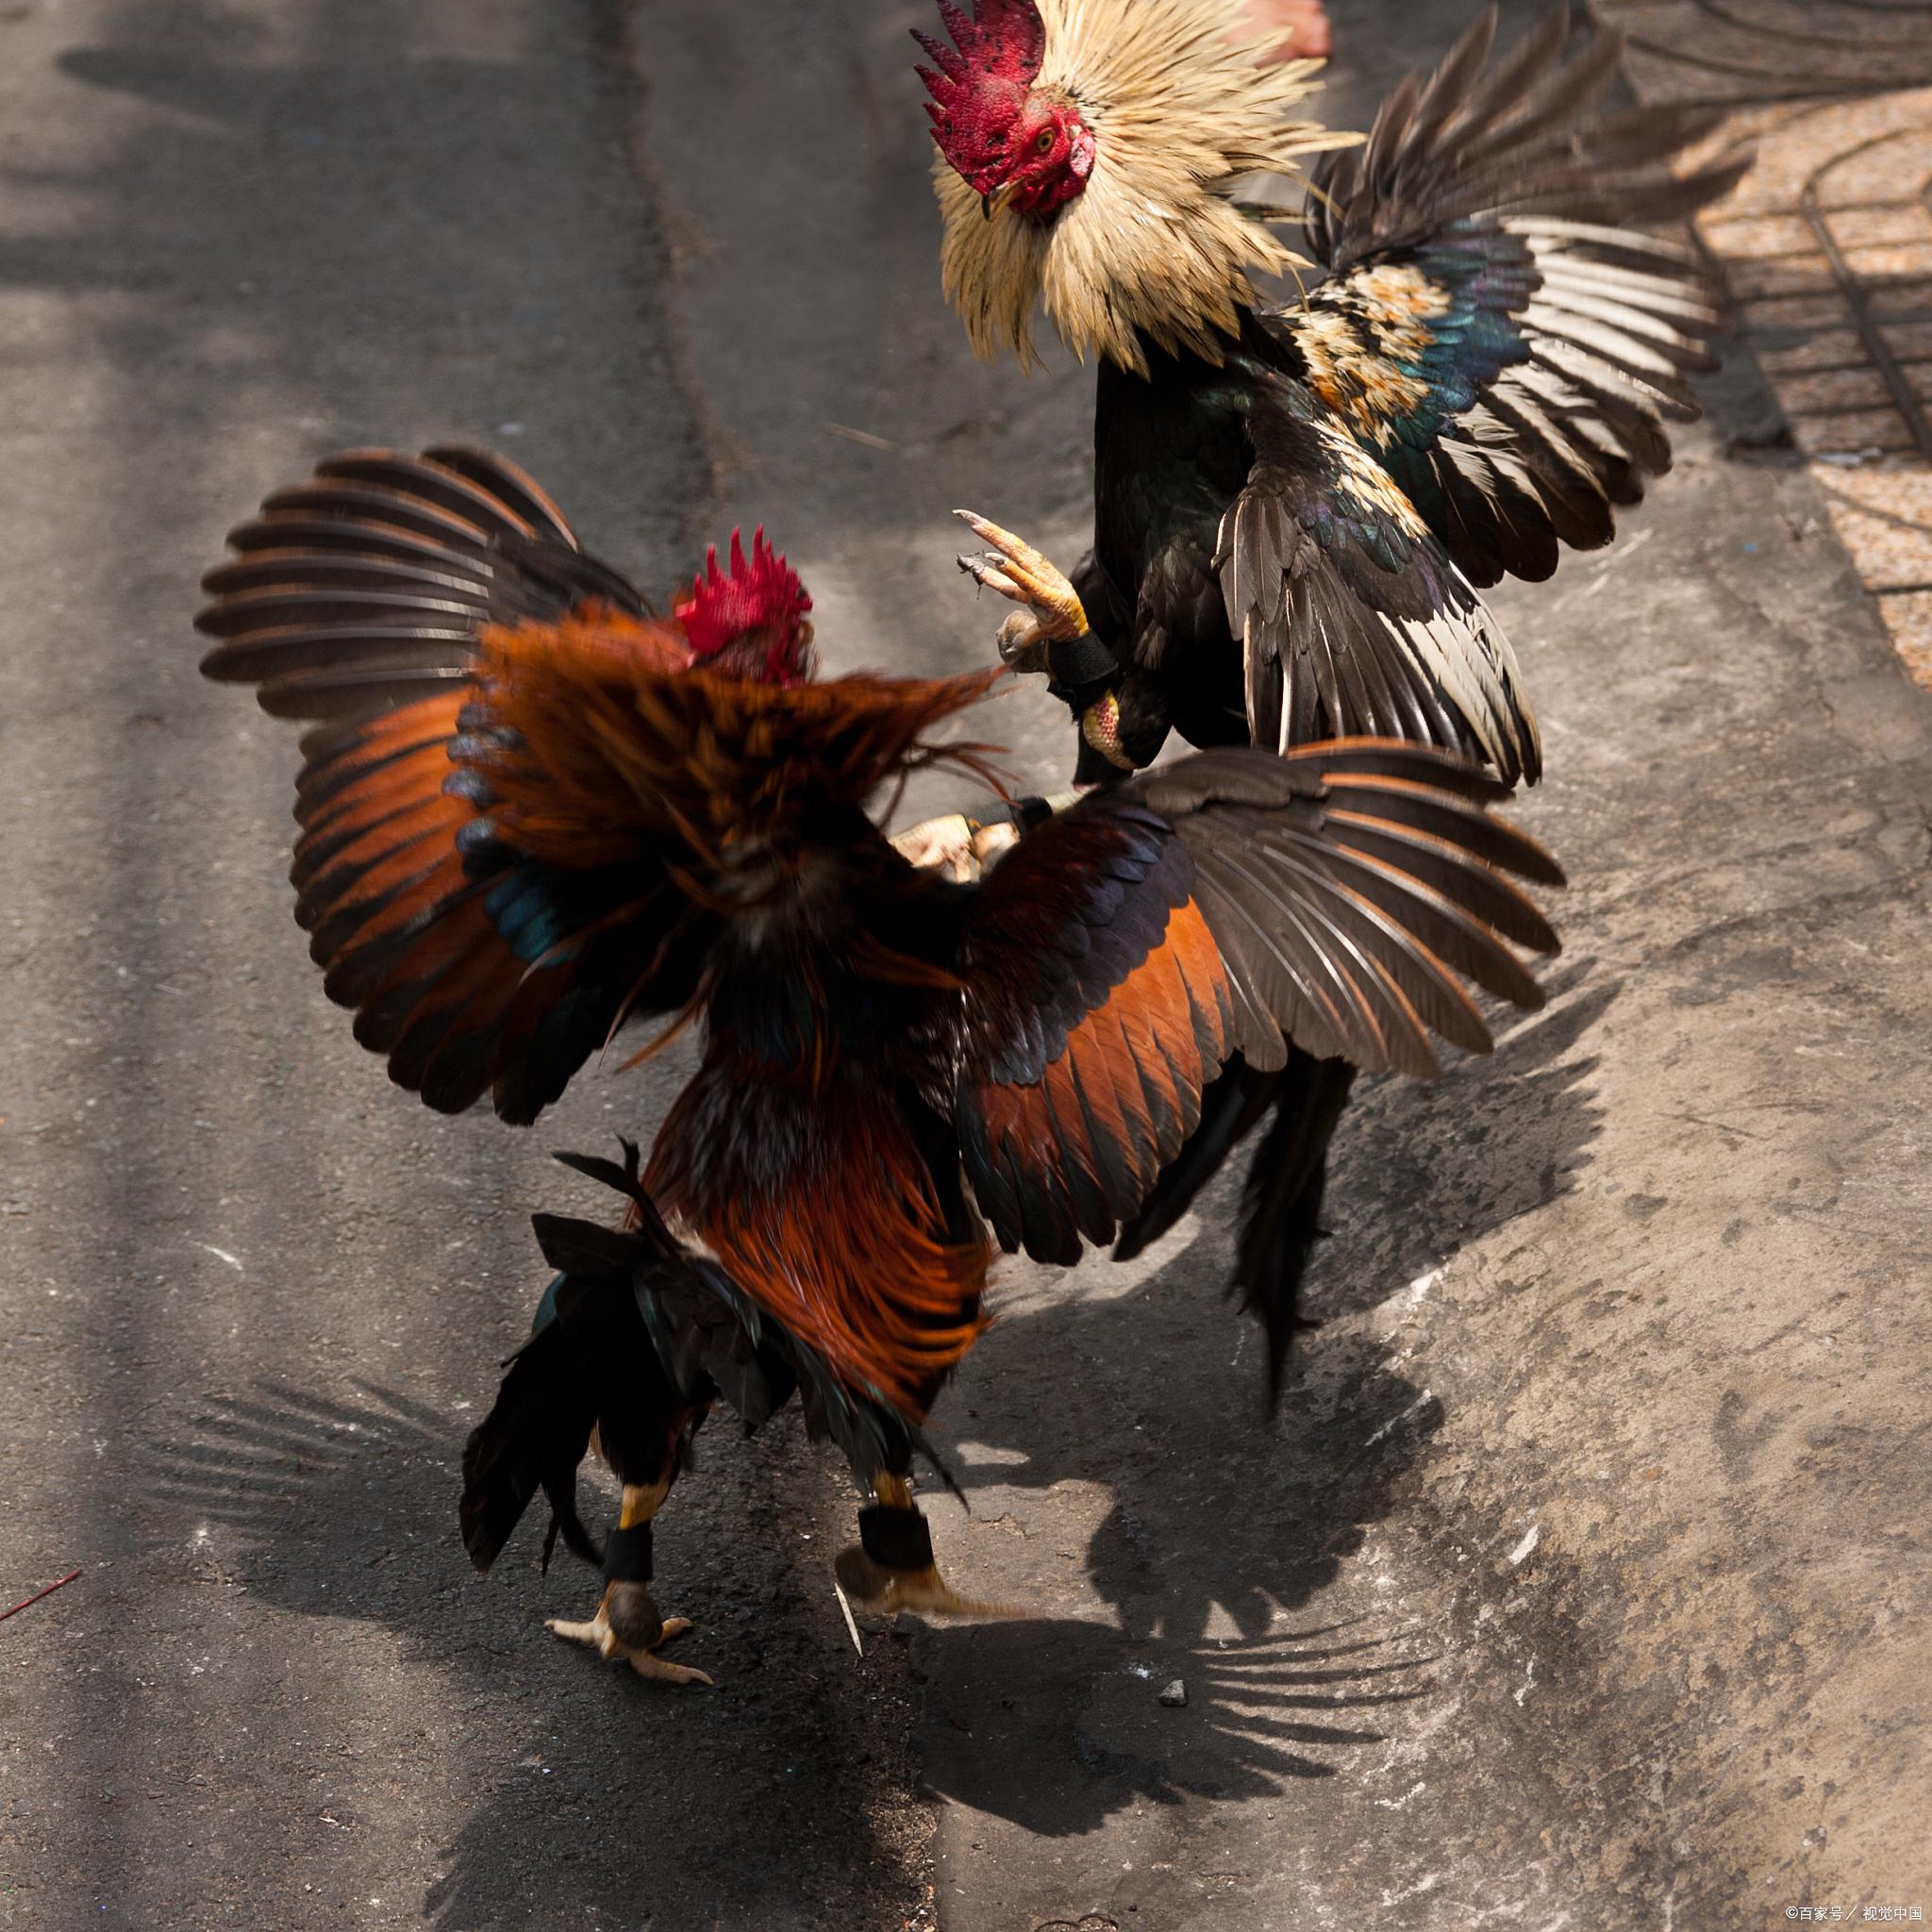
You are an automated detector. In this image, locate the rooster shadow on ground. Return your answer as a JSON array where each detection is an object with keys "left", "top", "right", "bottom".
[
  {"left": 907, "top": 1286, "right": 1449, "bottom": 1834},
  {"left": 1321, "top": 958, "right": 1618, "bottom": 1318},
  {"left": 133, "top": 965, "right": 1613, "bottom": 1885},
  {"left": 901, "top": 962, "right": 1615, "bottom": 1834},
  {"left": 140, "top": 1377, "right": 915, "bottom": 1928},
  {"left": 136, "top": 1337, "right": 1441, "bottom": 1895},
  {"left": 904, "top": 1344, "right": 1453, "bottom": 1824}
]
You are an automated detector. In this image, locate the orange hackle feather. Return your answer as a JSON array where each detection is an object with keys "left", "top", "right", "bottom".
[
  {"left": 448, "top": 615, "right": 1019, "bottom": 1413},
  {"left": 275, "top": 604, "right": 1047, "bottom": 1413},
  {"left": 470, "top": 616, "right": 1005, "bottom": 874}
]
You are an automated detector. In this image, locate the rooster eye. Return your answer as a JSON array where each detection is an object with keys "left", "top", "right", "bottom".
[{"left": 1035, "top": 127, "right": 1055, "bottom": 153}]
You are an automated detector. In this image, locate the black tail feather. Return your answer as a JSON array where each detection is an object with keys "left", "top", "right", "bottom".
[
  {"left": 1113, "top": 1055, "right": 1279, "bottom": 1261},
  {"left": 458, "top": 1268, "right": 680, "bottom": 1575},
  {"left": 459, "top": 1141, "right": 962, "bottom": 1574},
  {"left": 1113, "top": 1051, "right": 1357, "bottom": 1407},
  {"left": 1233, "top": 1053, "right": 1358, "bottom": 1404}
]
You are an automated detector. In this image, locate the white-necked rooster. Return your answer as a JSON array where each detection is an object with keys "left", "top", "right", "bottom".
[{"left": 922, "top": 1, "right": 1747, "bottom": 1387}]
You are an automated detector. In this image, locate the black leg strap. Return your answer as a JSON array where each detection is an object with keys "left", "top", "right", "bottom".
[
  {"left": 1047, "top": 633, "right": 1117, "bottom": 691},
  {"left": 859, "top": 1504, "right": 933, "bottom": 1573},
  {"left": 603, "top": 1522, "right": 654, "bottom": 1584}
]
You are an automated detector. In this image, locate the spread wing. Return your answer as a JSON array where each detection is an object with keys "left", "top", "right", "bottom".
[
  {"left": 198, "top": 444, "right": 648, "bottom": 719},
  {"left": 198, "top": 448, "right": 709, "bottom": 1124},
  {"left": 201, "top": 448, "right": 1002, "bottom": 1124},
  {"left": 1220, "top": 384, "right": 1541, "bottom": 781},
  {"left": 1274, "top": 6, "right": 1750, "bottom": 588},
  {"left": 950, "top": 741, "right": 1562, "bottom": 1263}
]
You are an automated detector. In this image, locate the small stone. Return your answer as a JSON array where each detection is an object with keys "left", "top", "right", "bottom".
[{"left": 1158, "top": 1678, "right": 1187, "bottom": 1708}]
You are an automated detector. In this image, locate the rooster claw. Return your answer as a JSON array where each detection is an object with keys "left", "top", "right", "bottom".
[
  {"left": 954, "top": 509, "right": 1089, "bottom": 660},
  {"left": 994, "top": 611, "right": 1052, "bottom": 675},
  {"left": 834, "top": 1544, "right": 1022, "bottom": 1623},
  {"left": 627, "top": 1650, "right": 714, "bottom": 1688},
  {"left": 547, "top": 1602, "right": 714, "bottom": 1688},
  {"left": 891, "top": 812, "right": 1021, "bottom": 883}
]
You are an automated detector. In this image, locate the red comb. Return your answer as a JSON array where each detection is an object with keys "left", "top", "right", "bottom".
[
  {"left": 915, "top": 0, "right": 1046, "bottom": 181},
  {"left": 675, "top": 528, "right": 812, "bottom": 664}
]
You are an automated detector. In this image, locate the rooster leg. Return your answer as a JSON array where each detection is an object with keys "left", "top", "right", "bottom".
[
  {"left": 547, "top": 1471, "right": 714, "bottom": 1687},
  {"left": 953, "top": 509, "right": 1090, "bottom": 671},
  {"left": 834, "top": 1472, "right": 1018, "bottom": 1621}
]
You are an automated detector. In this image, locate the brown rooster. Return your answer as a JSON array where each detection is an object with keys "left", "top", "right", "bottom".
[{"left": 199, "top": 447, "right": 1561, "bottom": 1682}]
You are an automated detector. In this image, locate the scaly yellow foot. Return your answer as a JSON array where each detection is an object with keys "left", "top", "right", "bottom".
[
  {"left": 954, "top": 509, "right": 1090, "bottom": 672},
  {"left": 548, "top": 1584, "right": 714, "bottom": 1687}
]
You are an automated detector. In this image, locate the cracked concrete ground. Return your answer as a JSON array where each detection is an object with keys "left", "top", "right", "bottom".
[
  {"left": 1600, "top": 0, "right": 1932, "bottom": 683},
  {"left": 2, "top": 1, "right": 1928, "bottom": 1928}
]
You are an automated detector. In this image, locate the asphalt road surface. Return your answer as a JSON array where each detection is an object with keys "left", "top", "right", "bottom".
[{"left": 4, "top": 2, "right": 1929, "bottom": 1928}]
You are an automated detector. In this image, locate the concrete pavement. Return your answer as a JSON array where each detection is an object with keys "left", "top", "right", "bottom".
[
  {"left": 2, "top": 0, "right": 1928, "bottom": 1927},
  {"left": 0, "top": 4, "right": 926, "bottom": 1926},
  {"left": 636, "top": 0, "right": 1932, "bottom": 1923}
]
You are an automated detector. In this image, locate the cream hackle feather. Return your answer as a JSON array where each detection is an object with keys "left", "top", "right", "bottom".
[{"left": 933, "top": 0, "right": 1355, "bottom": 375}]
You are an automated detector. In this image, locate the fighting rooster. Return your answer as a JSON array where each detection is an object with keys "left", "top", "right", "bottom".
[
  {"left": 198, "top": 447, "right": 1560, "bottom": 1681},
  {"left": 923, "top": 1, "right": 1747, "bottom": 1382}
]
